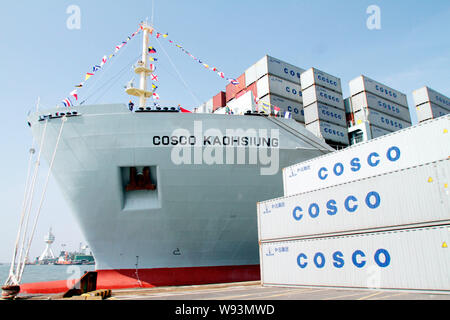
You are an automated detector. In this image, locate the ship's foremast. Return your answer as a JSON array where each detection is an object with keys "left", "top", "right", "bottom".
[{"left": 125, "top": 22, "right": 155, "bottom": 109}]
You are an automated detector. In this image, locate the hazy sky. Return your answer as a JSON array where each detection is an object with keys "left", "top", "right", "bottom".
[{"left": 0, "top": 0, "right": 449, "bottom": 264}]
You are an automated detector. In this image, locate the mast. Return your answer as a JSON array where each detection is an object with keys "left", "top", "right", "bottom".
[{"left": 125, "top": 21, "right": 155, "bottom": 109}]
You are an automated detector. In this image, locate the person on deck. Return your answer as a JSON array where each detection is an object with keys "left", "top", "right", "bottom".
[{"left": 128, "top": 100, "right": 134, "bottom": 112}]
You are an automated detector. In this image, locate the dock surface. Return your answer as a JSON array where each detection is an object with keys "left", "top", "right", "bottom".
[{"left": 106, "top": 282, "right": 449, "bottom": 300}]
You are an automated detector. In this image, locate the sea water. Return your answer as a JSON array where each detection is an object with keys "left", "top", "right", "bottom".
[{"left": 0, "top": 264, "right": 96, "bottom": 284}]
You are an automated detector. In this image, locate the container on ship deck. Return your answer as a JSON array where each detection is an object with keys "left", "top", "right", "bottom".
[
  {"left": 304, "top": 102, "right": 346, "bottom": 127},
  {"left": 256, "top": 74, "right": 303, "bottom": 104},
  {"left": 226, "top": 73, "right": 246, "bottom": 102},
  {"left": 300, "top": 67, "right": 342, "bottom": 93},
  {"left": 213, "top": 91, "right": 226, "bottom": 111},
  {"left": 351, "top": 91, "right": 411, "bottom": 123},
  {"left": 349, "top": 75, "right": 408, "bottom": 107},
  {"left": 258, "top": 94, "right": 304, "bottom": 123},
  {"left": 302, "top": 85, "right": 344, "bottom": 110},
  {"left": 416, "top": 102, "right": 449, "bottom": 123},
  {"left": 354, "top": 109, "right": 411, "bottom": 132},
  {"left": 370, "top": 125, "right": 391, "bottom": 139},
  {"left": 305, "top": 120, "right": 349, "bottom": 145},
  {"left": 413, "top": 86, "right": 450, "bottom": 111},
  {"left": 245, "top": 55, "right": 305, "bottom": 86}
]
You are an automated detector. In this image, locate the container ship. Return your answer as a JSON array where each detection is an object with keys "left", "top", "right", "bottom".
[
  {"left": 9, "top": 21, "right": 450, "bottom": 294},
  {"left": 22, "top": 23, "right": 333, "bottom": 290}
]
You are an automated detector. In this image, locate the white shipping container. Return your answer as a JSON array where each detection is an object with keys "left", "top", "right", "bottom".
[
  {"left": 300, "top": 67, "right": 342, "bottom": 93},
  {"left": 226, "top": 90, "right": 257, "bottom": 115},
  {"left": 354, "top": 109, "right": 411, "bottom": 132},
  {"left": 349, "top": 75, "right": 408, "bottom": 107},
  {"left": 283, "top": 115, "right": 450, "bottom": 196},
  {"left": 259, "top": 94, "right": 304, "bottom": 123},
  {"left": 260, "top": 226, "right": 450, "bottom": 291},
  {"left": 413, "top": 86, "right": 450, "bottom": 111},
  {"left": 370, "top": 125, "right": 391, "bottom": 139},
  {"left": 351, "top": 91, "right": 411, "bottom": 123},
  {"left": 302, "top": 85, "right": 344, "bottom": 110},
  {"left": 205, "top": 98, "right": 214, "bottom": 113},
  {"left": 255, "top": 55, "right": 305, "bottom": 85},
  {"left": 416, "top": 102, "right": 449, "bottom": 123},
  {"left": 306, "top": 120, "right": 349, "bottom": 145},
  {"left": 257, "top": 74, "right": 303, "bottom": 103},
  {"left": 304, "top": 102, "right": 346, "bottom": 127},
  {"left": 259, "top": 159, "right": 450, "bottom": 242},
  {"left": 245, "top": 63, "right": 258, "bottom": 87}
]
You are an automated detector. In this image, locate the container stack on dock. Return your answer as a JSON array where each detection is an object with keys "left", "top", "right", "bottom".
[
  {"left": 257, "top": 115, "right": 450, "bottom": 292},
  {"left": 347, "top": 75, "right": 411, "bottom": 143},
  {"left": 301, "top": 68, "right": 349, "bottom": 149},
  {"left": 413, "top": 86, "right": 450, "bottom": 123}
]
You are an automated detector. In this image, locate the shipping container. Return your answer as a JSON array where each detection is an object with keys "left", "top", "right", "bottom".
[
  {"left": 416, "top": 102, "right": 449, "bottom": 123},
  {"left": 302, "top": 85, "right": 344, "bottom": 110},
  {"left": 306, "top": 120, "right": 349, "bottom": 145},
  {"left": 413, "top": 86, "right": 450, "bottom": 111},
  {"left": 213, "top": 91, "right": 226, "bottom": 111},
  {"left": 226, "top": 90, "right": 257, "bottom": 115},
  {"left": 283, "top": 115, "right": 450, "bottom": 196},
  {"left": 354, "top": 109, "right": 411, "bottom": 132},
  {"left": 349, "top": 75, "right": 408, "bottom": 107},
  {"left": 344, "top": 97, "right": 353, "bottom": 114},
  {"left": 260, "top": 226, "right": 450, "bottom": 291},
  {"left": 304, "top": 102, "right": 346, "bottom": 127},
  {"left": 351, "top": 91, "right": 411, "bottom": 123},
  {"left": 257, "top": 74, "right": 303, "bottom": 103},
  {"left": 245, "top": 63, "right": 258, "bottom": 87},
  {"left": 259, "top": 159, "right": 450, "bottom": 242},
  {"left": 300, "top": 67, "right": 342, "bottom": 93},
  {"left": 259, "top": 94, "right": 305, "bottom": 123},
  {"left": 370, "top": 125, "right": 391, "bottom": 139},
  {"left": 254, "top": 55, "right": 305, "bottom": 85},
  {"left": 225, "top": 73, "right": 246, "bottom": 102}
]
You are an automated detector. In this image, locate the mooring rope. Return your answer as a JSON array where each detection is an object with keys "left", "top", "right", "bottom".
[{"left": 17, "top": 117, "right": 67, "bottom": 283}]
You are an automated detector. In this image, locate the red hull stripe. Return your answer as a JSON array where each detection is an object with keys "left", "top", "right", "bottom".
[{"left": 20, "top": 265, "right": 260, "bottom": 294}]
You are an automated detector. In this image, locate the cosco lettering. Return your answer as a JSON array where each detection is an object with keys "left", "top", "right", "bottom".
[
  {"left": 375, "top": 84, "right": 398, "bottom": 99},
  {"left": 292, "top": 191, "right": 381, "bottom": 221},
  {"left": 318, "top": 146, "right": 401, "bottom": 180},
  {"left": 284, "top": 67, "right": 301, "bottom": 80},
  {"left": 288, "top": 106, "right": 303, "bottom": 115},
  {"left": 317, "top": 75, "right": 338, "bottom": 87},
  {"left": 297, "top": 249, "right": 391, "bottom": 269},
  {"left": 286, "top": 86, "right": 301, "bottom": 98},
  {"left": 323, "top": 127, "right": 344, "bottom": 137}
]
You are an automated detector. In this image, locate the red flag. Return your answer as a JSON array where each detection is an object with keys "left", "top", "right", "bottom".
[{"left": 180, "top": 107, "right": 192, "bottom": 113}]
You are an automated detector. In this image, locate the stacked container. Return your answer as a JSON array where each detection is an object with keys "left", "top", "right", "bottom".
[
  {"left": 349, "top": 75, "right": 411, "bottom": 138},
  {"left": 258, "top": 115, "right": 450, "bottom": 292},
  {"left": 195, "top": 98, "right": 214, "bottom": 113},
  {"left": 412, "top": 86, "right": 450, "bottom": 123},
  {"left": 301, "top": 68, "right": 349, "bottom": 147},
  {"left": 213, "top": 91, "right": 226, "bottom": 112},
  {"left": 247, "top": 55, "right": 306, "bottom": 123}
]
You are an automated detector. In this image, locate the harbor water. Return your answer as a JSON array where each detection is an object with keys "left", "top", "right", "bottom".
[{"left": 0, "top": 264, "right": 96, "bottom": 285}]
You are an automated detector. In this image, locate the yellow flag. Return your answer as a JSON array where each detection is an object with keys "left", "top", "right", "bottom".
[{"left": 85, "top": 73, "right": 94, "bottom": 81}]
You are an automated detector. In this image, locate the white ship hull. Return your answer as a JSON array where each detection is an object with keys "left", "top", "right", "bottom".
[{"left": 28, "top": 104, "right": 331, "bottom": 288}]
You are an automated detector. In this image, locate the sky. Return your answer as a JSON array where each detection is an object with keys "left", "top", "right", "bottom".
[{"left": 0, "top": 0, "right": 449, "bottom": 264}]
